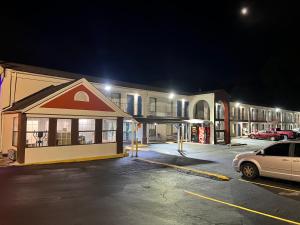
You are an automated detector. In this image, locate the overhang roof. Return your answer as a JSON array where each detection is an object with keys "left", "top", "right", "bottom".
[{"left": 4, "top": 80, "right": 76, "bottom": 112}]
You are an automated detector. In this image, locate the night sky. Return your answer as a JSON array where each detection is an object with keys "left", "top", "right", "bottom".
[{"left": 0, "top": 1, "right": 299, "bottom": 110}]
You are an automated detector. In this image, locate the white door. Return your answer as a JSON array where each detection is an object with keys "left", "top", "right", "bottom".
[
  {"left": 257, "top": 143, "right": 292, "bottom": 180},
  {"left": 292, "top": 143, "right": 300, "bottom": 182}
]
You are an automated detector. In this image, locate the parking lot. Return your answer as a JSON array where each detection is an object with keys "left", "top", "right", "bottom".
[{"left": 0, "top": 138, "right": 300, "bottom": 225}]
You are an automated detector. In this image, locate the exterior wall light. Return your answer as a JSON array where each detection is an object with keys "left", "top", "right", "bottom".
[
  {"left": 276, "top": 108, "right": 281, "bottom": 112},
  {"left": 169, "top": 93, "right": 175, "bottom": 99},
  {"left": 235, "top": 102, "right": 240, "bottom": 107},
  {"left": 104, "top": 85, "right": 111, "bottom": 91}
]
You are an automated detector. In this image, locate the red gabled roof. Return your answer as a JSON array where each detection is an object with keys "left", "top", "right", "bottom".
[{"left": 41, "top": 84, "right": 115, "bottom": 112}]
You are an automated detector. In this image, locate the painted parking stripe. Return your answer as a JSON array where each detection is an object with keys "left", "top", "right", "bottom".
[
  {"left": 136, "top": 158, "right": 230, "bottom": 181},
  {"left": 238, "top": 179, "right": 300, "bottom": 193},
  {"left": 184, "top": 190, "right": 300, "bottom": 225}
]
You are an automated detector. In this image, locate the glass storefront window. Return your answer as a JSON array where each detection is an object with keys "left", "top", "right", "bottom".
[
  {"left": 26, "top": 118, "right": 49, "bottom": 147},
  {"left": 78, "top": 119, "right": 95, "bottom": 144},
  {"left": 102, "top": 119, "right": 117, "bottom": 143},
  {"left": 56, "top": 119, "right": 71, "bottom": 146}
]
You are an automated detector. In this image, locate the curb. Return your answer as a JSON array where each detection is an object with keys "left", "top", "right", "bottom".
[
  {"left": 135, "top": 158, "right": 230, "bottom": 181},
  {"left": 12, "top": 153, "right": 128, "bottom": 167}
]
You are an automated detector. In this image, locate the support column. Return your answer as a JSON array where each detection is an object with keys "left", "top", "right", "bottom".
[
  {"left": 116, "top": 117, "right": 124, "bottom": 154},
  {"left": 142, "top": 123, "right": 147, "bottom": 144},
  {"left": 48, "top": 118, "right": 57, "bottom": 146},
  {"left": 17, "top": 113, "right": 27, "bottom": 163},
  {"left": 95, "top": 119, "right": 103, "bottom": 144},
  {"left": 71, "top": 119, "right": 78, "bottom": 145}
]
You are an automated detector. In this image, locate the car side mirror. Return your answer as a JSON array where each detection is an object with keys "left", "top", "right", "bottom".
[{"left": 258, "top": 150, "right": 264, "bottom": 156}]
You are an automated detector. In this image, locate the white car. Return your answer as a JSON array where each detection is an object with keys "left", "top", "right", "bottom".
[{"left": 233, "top": 141, "right": 300, "bottom": 181}]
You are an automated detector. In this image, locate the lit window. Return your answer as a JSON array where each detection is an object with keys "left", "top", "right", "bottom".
[
  {"left": 74, "top": 91, "right": 89, "bottom": 102},
  {"left": 78, "top": 119, "right": 95, "bottom": 144},
  {"left": 26, "top": 118, "right": 49, "bottom": 147},
  {"left": 56, "top": 119, "right": 71, "bottom": 146},
  {"left": 102, "top": 119, "right": 117, "bottom": 143}
]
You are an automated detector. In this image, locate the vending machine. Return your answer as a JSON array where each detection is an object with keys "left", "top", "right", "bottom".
[{"left": 191, "top": 124, "right": 210, "bottom": 144}]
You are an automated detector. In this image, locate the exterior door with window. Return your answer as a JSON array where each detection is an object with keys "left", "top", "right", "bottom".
[
  {"left": 292, "top": 143, "right": 300, "bottom": 181},
  {"left": 258, "top": 143, "right": 292, "bottom": 180}
]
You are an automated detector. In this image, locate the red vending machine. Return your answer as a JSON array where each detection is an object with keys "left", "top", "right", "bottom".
[{"left": 192, "top": 124, "right": 210, "bottom": 144}]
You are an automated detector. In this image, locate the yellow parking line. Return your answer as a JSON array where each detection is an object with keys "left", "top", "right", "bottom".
[
  {"left": 238, "top": 179, "right": 300, "bottom": 193},
  {"left": 136, "top": 158, "right": 230, "bottom": 181},
  {"left": 184, "top": 190, "right": 300, "bottom": 225}
]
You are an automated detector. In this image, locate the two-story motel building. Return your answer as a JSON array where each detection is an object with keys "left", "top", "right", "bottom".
[{"left": 1, "top": 62, "right": 300, "bottom": 164}]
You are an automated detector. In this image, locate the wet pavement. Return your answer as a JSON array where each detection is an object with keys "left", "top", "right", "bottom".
[{"left": 0, "top": 141, "right": 300, "bottom": 225}]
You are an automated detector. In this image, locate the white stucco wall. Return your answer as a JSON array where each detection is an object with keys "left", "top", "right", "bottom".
[{"left": 24, "top": 143, "right": 118, "bottom": 164}]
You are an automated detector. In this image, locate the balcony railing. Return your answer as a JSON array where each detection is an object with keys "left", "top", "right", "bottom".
[{"left": 109, "top": 101, "right": 186, "bottom": 118}]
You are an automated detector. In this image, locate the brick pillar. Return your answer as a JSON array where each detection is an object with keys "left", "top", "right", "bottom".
[
  {"left": 116, "top": 117, "right": 123, "bottom": 154},
  {"left": 17, "top": 113, "right": 27, "bottom": 163}
]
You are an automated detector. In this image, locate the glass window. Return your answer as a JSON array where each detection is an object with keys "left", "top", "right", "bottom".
[
  {"left": 78, "top": 119, "right": 95, "bottom": 144},
  {"left": 12, "top": 117, "right": 18, "bottom": 146},
  {"left": 149, "top": 97, "right": 157, "bottom": 112},
  {"left": 102, "top": 119, "right": 117, "bottom": 143},
  {"left": 264, "top": 143, "right": 290, "bottom": 157},
  {"left": 56, "top": 119, "right": 71, "bottom": 146},
  {"left": 26, "top": 118, "right": 49, "bottom": 147},
  {"left": 294, "top": 144, "right": 300, "bottom": 157},
  {"left": 110, "top": 93, "right": 121, "bottom": 107}
]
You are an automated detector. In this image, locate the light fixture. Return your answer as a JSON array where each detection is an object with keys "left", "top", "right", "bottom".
[
  {"left": 104, "top": 84, "right": 111, "bottom": 91},
  {"left": 169, "top": 92, "right": 175, "bottom": 99},
  {"left": 235, "top": 102, "right": 240, "bottom": 107},
  {"left": 154, "top": 123, "right": 157, "bottom": 126},
  {"left": 276, "top": 108, "right": 281, "bottom": 112},
  {"left": 241, "top": 7, "right": 248, "bottom": 15}
]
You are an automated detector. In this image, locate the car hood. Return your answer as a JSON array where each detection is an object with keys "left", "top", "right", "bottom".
[{"left": 235, "top": 151, "right": 257, "bottom": 159}]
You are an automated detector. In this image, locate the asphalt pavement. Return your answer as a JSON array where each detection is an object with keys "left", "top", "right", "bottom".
[{"left": 0, "top": 139, "right": 300, "bottom": 225}]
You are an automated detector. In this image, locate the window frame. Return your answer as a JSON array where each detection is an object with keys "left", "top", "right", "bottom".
[
  {"left": 12, "top": 117, "right": 19, "bottom": 147},
  {"left": 56, "top": 118, "right": 72, "bottom": 146},
  {"left": 25, "top": 117, "right": 49, "bottom": 148},
  {"left": 149, "top": 97, "right": 157, "bottom": 113},
  {"left": 78, "top": 119, "right": 96, "bottom": 145},
  {"left": 102, "top": 119, "right": 117, "bottom": 143}
]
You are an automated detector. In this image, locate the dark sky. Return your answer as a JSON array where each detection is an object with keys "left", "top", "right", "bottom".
[{"left": 1, "top": 1, "right": 299, "bottom": 110}]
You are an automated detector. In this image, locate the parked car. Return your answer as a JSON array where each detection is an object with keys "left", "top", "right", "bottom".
[
  {"left": 248, "top": 130, "right": 282, "bottom": 141},
  {"left": 293, "top": 128, "right": 300, "bottom": 138},
  {"left": 233, "top": 141, "right": 300, "bottom": 181},
  {"left": 276, "top": 128, "right": 296, "bottom": 139}
]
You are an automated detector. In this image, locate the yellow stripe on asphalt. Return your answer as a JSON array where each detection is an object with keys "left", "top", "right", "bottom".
[
  {"left": 238, "top": 179, "right": 300, "bottom": 193},
  {"left": 184, "top": 190, "right": 300, "bottom": 225},
  {"left": 136, "top": 158, "right": 230, "bottom": 181}
]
